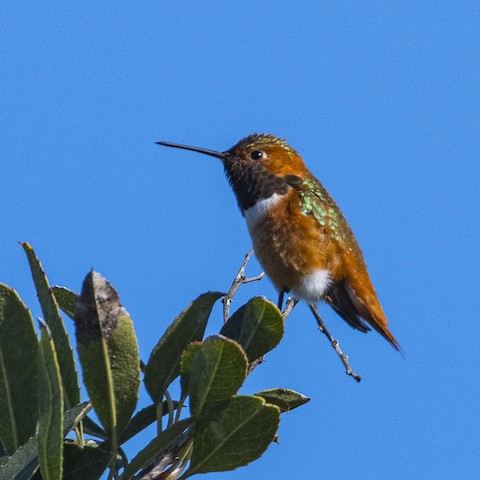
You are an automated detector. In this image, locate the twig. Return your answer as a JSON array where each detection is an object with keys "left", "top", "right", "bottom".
[
  {"left": 282, "top": 297, "right": 298, "bottom": 320},
  {"left": 134, "top": 432, "right": 189, "bottom": 480},
  {"left": 309, "top": 304, "right": 361, "bottom": 382},
  {"left": 222, "top": 248, "right": 264, "bottom": 324},
  {"left": 136, "top": 252, "right": 264, "bottom": 479},
  {"left": 134, "top": 254, "right": 362, "bottom": 479},
  {"left": 247, "top": 356, "right": 265, "bottom": 374}
]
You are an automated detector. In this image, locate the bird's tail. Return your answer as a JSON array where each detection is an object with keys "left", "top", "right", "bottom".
[{"left": 326, "top": 279, "right": 402, "bottom": 352}]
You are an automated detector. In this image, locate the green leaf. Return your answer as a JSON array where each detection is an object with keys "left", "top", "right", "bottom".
[
  {"left": 220, "top": 297, "right": 284, "bottom": 362},
  {"left": 0, "top": 403, "right": 93, "bottom": 480},
  {"left": 62, "top": 442, "right": 112, "bottom": 480},
  {"left": 184, "top": 396, "right": 280, "bottom": 477},
  {"left": 179, "top": 342, "right": 201, "bottom": 397},
  {"left": 119, "top": 401, "right": 177, "bottom": 445},
  {"left": 37, "top": 323, "right": 64, "bottom": 480},
  {"left": 119, "top": 404, "right": 155, "bottom": 445},
  {"left": 81, "top": 417, "right": 107, "bottom": 441},
  {"left": 63, "top": 402, "right": 92, "bottom": 436},
  {"left": 188, "top": 336, "right": 247, "bottom": 418},
  {"left": 0, "top": 284, "right": 38, "bottom": 454},
  {"left": 144, "top": 292, "right": 223, "bottom": 404},
  {"left": 0, "top": 437, "right": 38, "bottom": 480},
  {"left": 74, "top": 271, "right": 140, "bottom": 451},
  {"left": 119, "top": 418, "right": 192, "bottom": 480},
  {"left": 51, "top": 287, "right": 78, "bottom": 320},
  {"left": 255, "top": 388, "right": 310, "bottom": 412},
  {"left": 21, "top": 243, "right": 80, "bottom": 410}
]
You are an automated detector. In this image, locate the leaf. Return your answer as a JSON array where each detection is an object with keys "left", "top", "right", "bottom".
[
  {"left": 254, "top": 388, "right": 310, "bottom": 412},
  {"left": 119, "top": 404, "right": 155, "bottom": 445},
  {"left": 21, "top": 243, "right": 80, "bottom": 410},
  {"left": 81, "top": 417, "right": 107, "bottom": 441},
  {"left": 0, "top": 402, "right": 92, "bottom": 480},
  {"left": 119, "top": 401, "right": 177, "bottom": 445},
  {"left": 179, "top": 342, "right": 201, "bottom": 397},
  {"left": 220, "top": 297, "right": 284, "bottom": 362},
  {"left": 51, "top": 287, "right": 78, "bottom": 320},
  {"left": 119, "top": 418, "right": 192, "bottom": 480},
  {"left": 62, "top": 442, "right": 112, "bottom": 480},
  {"left": 188, "top": 336, "right": 247, "bottom": 418},
  {"left": 144, "top": 292, "right": 223, "bottom": 404},
  {"left": 37, "top": 323, "right": 64, "bottom": 480},
  {"left": 0, "top": 437, "right": 38, "bottom": 480},
  {"left": 0, "top": 284, "right": 38, "bottom": 454},
  {"left": 74, "top": 271, "right": 140, "bottom": 451},
  {"left": 63, "top": 402, "right": 92, "bottom": 436},
  {"left": 184, "top": 396, "right": 280, "bottom": 477}
]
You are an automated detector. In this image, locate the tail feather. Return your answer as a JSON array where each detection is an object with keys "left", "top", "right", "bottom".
[
  {"left": 326, "top": 280, "right": 401, "bottom": 351},
  {"left": 324, "top": 282, "right": 370, "bottom": 333}
]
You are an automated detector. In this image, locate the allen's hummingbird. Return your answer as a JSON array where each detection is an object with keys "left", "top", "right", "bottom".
[{"left": 158, "top": 133, "right": 399, "bottom": 350}]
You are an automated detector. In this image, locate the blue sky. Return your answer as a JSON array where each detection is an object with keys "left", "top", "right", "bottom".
[{"left": 2, "top": 2, "right": 479, "bottom": 479}]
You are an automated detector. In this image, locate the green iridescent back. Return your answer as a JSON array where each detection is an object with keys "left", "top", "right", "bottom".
[{"left": 299, "top": 177, "right": 363, "bottom": 259}]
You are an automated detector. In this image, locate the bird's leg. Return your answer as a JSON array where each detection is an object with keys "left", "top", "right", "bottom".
[
  {"left": 308, "top": 303, "right": 361, "bottom": 383},
  {"left": 277, "top": 290, "right": 285, "bottom": 310}
]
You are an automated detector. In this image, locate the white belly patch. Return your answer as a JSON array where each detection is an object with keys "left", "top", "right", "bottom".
[
  {"left": 244, "top": 193, "right": 283, "bottom": 230},
  {"left": 290, "top": 269, "right": 332, "bottom": 303}
]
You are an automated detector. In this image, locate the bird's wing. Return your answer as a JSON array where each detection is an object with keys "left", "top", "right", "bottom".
[{"left": 297, "top": 176, "right": 400, "bottom": 349}]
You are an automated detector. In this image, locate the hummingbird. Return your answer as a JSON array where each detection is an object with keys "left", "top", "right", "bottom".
[{"left": 157, "top": 133, "right": 400, "bottom": 350}]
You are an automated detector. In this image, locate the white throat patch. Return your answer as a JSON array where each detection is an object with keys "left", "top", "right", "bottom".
[{"left": 244, "top": 193, "right": 283, "bottom": 229}]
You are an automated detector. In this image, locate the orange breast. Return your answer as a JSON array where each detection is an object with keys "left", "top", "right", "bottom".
[{"left": 246, "top": 189, "right": 345, "bottom": 293}]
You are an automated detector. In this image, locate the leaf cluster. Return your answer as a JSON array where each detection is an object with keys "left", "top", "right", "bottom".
[{"left": 0, "top": 244, "right": 310, "bottom": 479}]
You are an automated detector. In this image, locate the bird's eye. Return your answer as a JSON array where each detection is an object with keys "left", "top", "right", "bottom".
[{"left": 250, "top": 150, "right": 263, "bottom": 160}]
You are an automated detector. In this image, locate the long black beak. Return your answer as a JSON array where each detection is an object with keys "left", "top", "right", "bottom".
[{"left": 156, "top": 141, "right": 226, "bottom": 160}]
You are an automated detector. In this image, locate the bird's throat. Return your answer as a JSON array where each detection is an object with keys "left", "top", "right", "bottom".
[
  {"left": 224, "top": 161, "right": 289, "bottom": 211},
  {"left": 244, "top": 193, "right": 284, "bottom": 229}
]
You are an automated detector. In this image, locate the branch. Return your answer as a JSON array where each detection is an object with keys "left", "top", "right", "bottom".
[
  {"left": 133, "top": 433, "right": 189, "bottom": 480},
  {"left": 223, "top": 253, "right": 360, "bottom": 382},
  {"left": 222, "top": 248, "right": 264, "bottom": 324},
  {"left": 309, "top": 304, "right": 361, "bottom": 382},
  {"left": 136, "top": 251, "right": 265, "bottom": 478},
  {"left": 282, "top": 297, "right": 298, "bottom": 320},
  {"left": 134, "top": 253, "right": 361, "bottom": 480}
]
